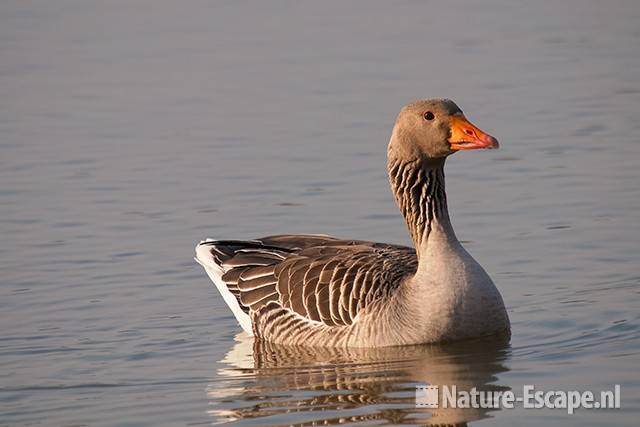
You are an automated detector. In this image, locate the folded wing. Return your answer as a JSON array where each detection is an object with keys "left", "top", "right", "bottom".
[{"left": 195, "top": 235, "right": 418, "bottom": 334}]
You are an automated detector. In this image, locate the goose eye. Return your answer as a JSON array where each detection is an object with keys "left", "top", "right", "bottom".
[{"left": 423, "top": 111, "right": 435, "bottom": 121}]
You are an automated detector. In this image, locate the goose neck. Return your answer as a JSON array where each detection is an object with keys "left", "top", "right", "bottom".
[{"left": 387, "top": 156, "right": 455, "bottom": 256}]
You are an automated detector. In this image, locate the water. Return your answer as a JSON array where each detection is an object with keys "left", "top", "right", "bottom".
[{"left": 1, "top": 1, "right": 639, "bottom": 425}]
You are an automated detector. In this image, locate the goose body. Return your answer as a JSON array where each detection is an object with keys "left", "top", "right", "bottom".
[{"left": 195, "top": 99, "right": 510, "bottom": 347}]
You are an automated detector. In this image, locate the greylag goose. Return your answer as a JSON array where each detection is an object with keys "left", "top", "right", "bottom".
[{"left": 195, "top": 99, "right": 510, "bottom": 347}]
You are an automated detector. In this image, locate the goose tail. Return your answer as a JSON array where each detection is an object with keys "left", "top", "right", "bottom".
[{"left": 195, "top": 239, "right": 254, "bottom": 335}]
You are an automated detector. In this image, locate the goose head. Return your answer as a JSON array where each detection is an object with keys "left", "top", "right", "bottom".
[{"left": 389, "top": 99, "right": 499, "bottom": 161}]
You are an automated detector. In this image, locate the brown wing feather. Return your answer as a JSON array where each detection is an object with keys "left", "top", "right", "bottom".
[
  {"left": 198, "top": 235, "right": 418, "bottom": 329},
  {"left": 303, "top": 272, "right": 321, "bottom": 321}
]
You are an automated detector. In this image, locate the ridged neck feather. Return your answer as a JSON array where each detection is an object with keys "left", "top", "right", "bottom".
[{"left": 387, "top": 154, "right": 452, "bottom": 256}]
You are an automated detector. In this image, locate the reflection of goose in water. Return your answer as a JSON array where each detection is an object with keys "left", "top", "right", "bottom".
[{"left": 208, "top": 333, "right": 511, "bottom": 426}]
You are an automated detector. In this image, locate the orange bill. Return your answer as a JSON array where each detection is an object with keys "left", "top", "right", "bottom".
[{"left": 449, "top": 115, "right": 499, "bottom": 150}]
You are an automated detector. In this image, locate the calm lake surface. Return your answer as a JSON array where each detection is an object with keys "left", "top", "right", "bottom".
[{"left": 2, "top": 1, "right": 640, "bottom": 426}]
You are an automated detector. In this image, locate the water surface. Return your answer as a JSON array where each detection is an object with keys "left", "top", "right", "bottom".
[{"left": 1, "top": 1, "right": 639, "bottom": 426}]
